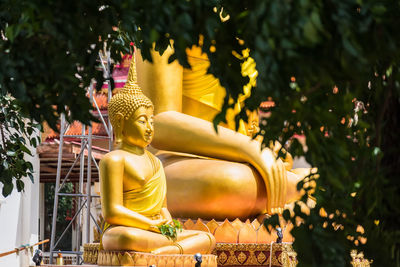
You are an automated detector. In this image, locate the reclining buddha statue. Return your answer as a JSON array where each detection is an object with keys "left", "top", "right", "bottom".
[
  {"left": 135, "top": 45, "right": 311, "bottom": 220},
  {"left": 99, "top": 58, "right": 216, "bottom": 254}
]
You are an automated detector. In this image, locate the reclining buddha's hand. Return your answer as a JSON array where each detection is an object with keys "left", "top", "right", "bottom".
[
  {"left": 259, "top": 147, "right": 288, "bottom": 214},
  {"left": 270, "top": 141, "right": 294, "bottom": 171}
]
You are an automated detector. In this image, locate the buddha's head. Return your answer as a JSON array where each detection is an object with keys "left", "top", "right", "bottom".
[{"left": 108, "top": 56, "right": 154, "bottom": 149}]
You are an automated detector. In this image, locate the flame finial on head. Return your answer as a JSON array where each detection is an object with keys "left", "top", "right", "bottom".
[{"left": 121, "top": 55, "right": 141, "bottom": 94}]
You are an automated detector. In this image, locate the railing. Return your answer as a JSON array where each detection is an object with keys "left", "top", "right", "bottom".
[{"left": 0, "top": 239, "right": 49, "bottom": 258}]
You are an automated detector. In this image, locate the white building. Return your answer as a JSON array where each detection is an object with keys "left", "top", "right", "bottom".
[{"left": 0, "top": 149, "right": 40, "bottom": 267}]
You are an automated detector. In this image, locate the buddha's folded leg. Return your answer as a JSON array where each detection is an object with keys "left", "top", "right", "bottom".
[
  {"left": 102, "top": 226, "right": 173, "bottom": 252},
  {"left": 178, "top": 230, "right": 216, "bottom": 254},
  {"left": 159, "top": 153, "right": 267, "bottom": 220},
  {"left": 152, "top": 230, "right": 216, "bottom": 255}
]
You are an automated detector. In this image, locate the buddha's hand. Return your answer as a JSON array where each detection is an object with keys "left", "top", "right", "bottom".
[
  {"left": 148, "top": 218, "right": 168, "bottom": 233},
  {"left": 259, "top": 148, "right": 288, "bottom": 213}
]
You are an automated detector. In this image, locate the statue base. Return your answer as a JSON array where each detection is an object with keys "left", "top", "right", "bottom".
[{"left": 83, "top": 243, "right": 296, "bottom": 267}]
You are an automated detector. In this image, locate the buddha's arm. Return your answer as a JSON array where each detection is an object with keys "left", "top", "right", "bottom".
[
  {"left": 151, "top": 111, "right": 286, "bottom": 212},
  {"left": 100, "top": 153, "right": 167, "bottom": 231}
]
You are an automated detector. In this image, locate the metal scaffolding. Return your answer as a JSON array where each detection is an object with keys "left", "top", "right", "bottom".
[{"left": 49, "top": 51, "right": 113, "bottom": 264}]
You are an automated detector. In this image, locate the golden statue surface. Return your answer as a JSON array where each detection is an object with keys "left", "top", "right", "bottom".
[
  {"left": 135, "top": 46, "right": 312, "bottom": 219},
  {"left": 99, "top": 58, "right": 216, "bottom": 254}
]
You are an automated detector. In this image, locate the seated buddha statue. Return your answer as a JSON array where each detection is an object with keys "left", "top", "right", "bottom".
[
  {"left": 99, "top": 58, "right": 216, "bottom": 254},
  {"left": 135, "top": 45, "right": 312, "bottom": 220}
]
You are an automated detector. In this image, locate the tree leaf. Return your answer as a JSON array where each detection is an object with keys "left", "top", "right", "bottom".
[
  {"left": 28, "top": 172, "right": 34, "bottom": 183},
  {"left": 16, "top": 179, "right": 24, "bottom": 192},
  {"left": 2, "top": 182, "right": 13, "bottom": 197}
]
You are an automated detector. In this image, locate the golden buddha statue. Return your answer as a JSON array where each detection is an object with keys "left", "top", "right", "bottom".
[
  {"left": 135, "top": 45, "right": 311, "bottom": 220},
  {"left": 99, "top": 58, "right": 216, "bottom": 254}
]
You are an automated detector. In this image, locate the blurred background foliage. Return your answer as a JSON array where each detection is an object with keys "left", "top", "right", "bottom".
[
  {"left": 1, "top": 0, "right": 399, "bottom": 266},
  {"left": 44, "top": 182, "right": 74, "bottom": 251}
]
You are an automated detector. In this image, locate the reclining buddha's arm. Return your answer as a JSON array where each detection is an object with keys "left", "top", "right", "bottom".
[
  {"left": 135, "top": 48, "right": 286, "bottom": 213},
  {"left": 100, "top": 152, "right": 167, "bottom": 230}
]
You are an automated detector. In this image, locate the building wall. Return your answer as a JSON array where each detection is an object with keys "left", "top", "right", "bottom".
[{"left": 0, "top": 143, "right": 40, "bottom": 267}]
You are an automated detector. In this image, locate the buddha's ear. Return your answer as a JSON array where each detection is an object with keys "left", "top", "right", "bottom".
[{"left": 114, "top": 112, "right": 125, "bottom": 144}]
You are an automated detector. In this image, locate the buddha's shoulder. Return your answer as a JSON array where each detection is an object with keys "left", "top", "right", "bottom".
[{"left": 100, "top": 150, "right": 131, "bottom": 164}]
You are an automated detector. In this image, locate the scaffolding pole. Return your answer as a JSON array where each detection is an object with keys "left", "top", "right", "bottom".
[{"left": 49, "top": 52, "right": 113, "bottom": 264}]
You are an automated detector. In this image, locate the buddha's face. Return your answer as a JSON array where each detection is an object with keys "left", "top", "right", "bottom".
[{"left": 120, "top": 106, "right": 154, "bottom": 148}]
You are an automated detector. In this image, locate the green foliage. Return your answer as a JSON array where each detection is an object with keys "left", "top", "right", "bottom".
[
  {"left": 45, "top": 182, "right": 74, "bottom": 250},
  {"left": 0, "top": 94, "right": 41, "bottom": 197},
  {"left": 0, "top": 0, "right": 121, "bottom": 129},
  {"left": 45, "top": 183, "right": 74, "bottom": 225},
  {"left": 158, "top": 219, "right": 182, "bottom": 241},
  {"left": 1, "top": 0, "right": 399, "bottom": 266}
]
